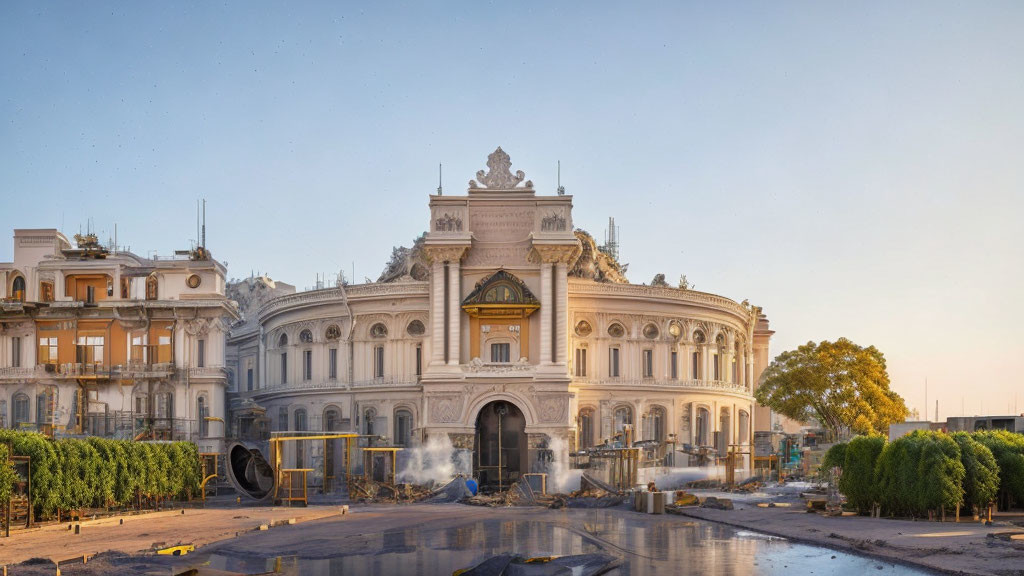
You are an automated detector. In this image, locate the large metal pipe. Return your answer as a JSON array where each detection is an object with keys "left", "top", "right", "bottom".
[{"left": 226, "top": 441, "right": 276, "bottom": 502}]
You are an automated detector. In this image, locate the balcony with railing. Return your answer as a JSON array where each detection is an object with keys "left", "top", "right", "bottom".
[{"left": 571, "top": 377, "right": 750, "bottom": 395}]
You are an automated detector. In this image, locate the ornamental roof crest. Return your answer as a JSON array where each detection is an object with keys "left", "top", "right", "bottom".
[{"left": 469, "top": 147, "right": 533, "bottom": 190}]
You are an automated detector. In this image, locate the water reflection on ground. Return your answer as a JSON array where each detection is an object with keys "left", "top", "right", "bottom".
[{"left": 189, "top": 507, "right": 934, "bottom": 576}]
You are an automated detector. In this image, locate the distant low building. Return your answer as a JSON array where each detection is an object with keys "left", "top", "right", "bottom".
[{"left": 889, "top": 415, "right": 1024, "bottom": 441}]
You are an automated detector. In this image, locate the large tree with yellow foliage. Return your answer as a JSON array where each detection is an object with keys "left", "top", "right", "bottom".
[{"left": 754, "top": 338, "right": 908, "bottom": 438}]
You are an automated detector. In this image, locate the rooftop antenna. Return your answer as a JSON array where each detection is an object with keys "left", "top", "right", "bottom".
[
  {"left": 196, "top": 200, "right": 200, "bottom": 249},
  {"left": 113, "top": 223, "right": 117, "bottom": 255},
  {"left": 557, "top": 161, "right": 565, "bottom": 195},
  {"left": 202, "top": 199, "right": 207, "bottom": 249},
  {"left": 935, "top": 399, "right": 939, "bottom": 422},
  {"left": 437, "top": 163, "right": 443, "bottom": 195},
  {"left": 604, "top": 217, "right": 620, "bottom": 261}
]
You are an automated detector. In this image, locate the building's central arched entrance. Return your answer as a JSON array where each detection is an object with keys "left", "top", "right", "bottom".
[{"left": 474, "top": 400, "right": 527, "bottom": 492}]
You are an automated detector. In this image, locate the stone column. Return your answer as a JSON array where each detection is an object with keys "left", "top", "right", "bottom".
[
  {"left": 747, "top": 353, "right": 755, "bottom": 391},
  {"left": 447, "top": 260, "right": 461, "bottom": 365},
  {"left": 554, "top": 263, "right": 568, "bottom": 365},
  {"left": 539, "top": 263, "right": 552, "bottom": 364},
  {"left": 431, "top": 261, "right": 445, "bottom": 365}
]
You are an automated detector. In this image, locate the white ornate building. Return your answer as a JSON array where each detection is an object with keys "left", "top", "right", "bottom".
[{"left": 226, "top": 148, "right": 773, "bottom": 485}]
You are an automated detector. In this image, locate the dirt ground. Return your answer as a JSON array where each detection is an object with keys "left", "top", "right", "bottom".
[
  {"left": 2, "top": 495, "right": 1022, "bottom": 575},
  {"left": 0, "top": 500, "right": 341, "bottom": 570},
  {"left": 679, "top": 488, "right": 1024, "bottom": 576}
]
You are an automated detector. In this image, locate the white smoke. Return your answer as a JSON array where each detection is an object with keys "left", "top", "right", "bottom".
[
  {"left": 638, "top": 465, "right": 743, "bottom": 490},
  {"left": 396, "top": 434, "right": 471, "bottom": 486},
  {"left": 546, "top": 436, "right": 583, "bottom": 494}
]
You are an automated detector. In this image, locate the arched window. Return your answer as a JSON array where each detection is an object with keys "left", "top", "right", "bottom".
[
  {"left": 12, "top": 393, "right": 29, "bottom": 428},
  {"left": 613, "top": 405, "right": 632, "bottom": 436},
  {"left": 197, "top": 396, "right": 209, "bottom": 437},
  {"left": 578, "top": 408, "right": 595, "bottom": 449},
  {"left": 299, "top": 329, "right": 313, "bottom": 344},
  {"left": 370, "top": 323, "right": 388, "bottom": 338},
  {"left": 324, "top": 407, "right": 340, "bottom": 431},
  {"left": 145, "top": 275, "right": 158, "bottom": 300},
  {"left": 483, "top": 282, "right": 521, "bottom": 304},
  {"left": 325, "top": 325, "right": 341, "bottom": 341},
  {"left": 692, "top": 330, "right": 706, "bottom": 344},
  {"left": 719, "top": 408, "right": 731, "bottom": 453},
  {"left": 696, "top": 407, "right": 710, "bottom": 447},
  {"left": 11, "top": 276, "right": 26, "bottom": 301},
  {"left": 294, "top": 408, "right": 307, "bottom": 468},
  {"left": 278, "top": 333, "right": 288, "bottom": 347},
  {"left": 607, "top": 322, "right": 625, "bottom": 338},
  {"left": 406, "top": 320, "right": 425, "bottom": 336},
  {"left": 738, "top": 410, "right": 750, "bottom": 445},
  {"left": 155, "top": 388, "right": 174, "bottom": 420},
  {"left": 642, "top": 323, "right": 659, "bottom": 340},
  {"left": 394, "top": 409, "right": 413, "bottom": 446},
  {"left": 363, "top": 407, "right": 376, "bottom": 436},
  {"left": 574, "top": 320, "right": 592, "bottom": 337},
  {"left": 644, "top": 406, "right": 666, "bottom": 442}
]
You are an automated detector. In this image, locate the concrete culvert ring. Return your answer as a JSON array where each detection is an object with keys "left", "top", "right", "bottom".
[{"left": 226, "top": 442, "right": 276, "bottom": 502}]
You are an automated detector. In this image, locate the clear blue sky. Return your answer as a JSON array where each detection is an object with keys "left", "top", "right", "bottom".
[{"left": 2, "top": 2, "right": 1022, "bottom": 419}]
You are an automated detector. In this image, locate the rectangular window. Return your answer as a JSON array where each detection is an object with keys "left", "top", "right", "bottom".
[
  {"left": 609, "top": 348, "right": 620, "bottom": 378},
  {"left": 415, "top": 346, "right": 422, "bottom": 377},
  {"left": 692, "top": 352, "right": 699, "bottom": 379},
  {"left": 374, "top": 345, "right": 384, "bottom": 378},
  {"left": 280, "top": 352, "right": 288, "bottom": 384},
  {"left": 575, "top": 348, "right": 587, "bottom": 378},
  {"left": 197, "top": 339, "right": 206, "bottom": 368},
  {"left": 329, "top": 348, "right": 338, "bottom": 379},
  {"left": 278, "top": 407, "right": 288, "bottom": 431},
  {"left": 247, "top": 368, "right": 254, "bottom": 391},
  {"left": 12, "top": 337, "right": 21, "bottom": 368},
  {"left": 86, "top": 285, "right": 95, "bottom": 304},
  {"left": 75, "top": 335, "right": 104, "bottom": 366},
  {"left": 642, "top": 349, "right": 654, "bottom": 378},
  {"left": 490, "top": 342, "right": 511, "bottom": 363},
  {"left": 671, "top": 351, "right": 678, "bottom": 380},
  {"left": 38, "top": 337, "right": 58, "bottom": 364},
  {"left": 158, "top": 335, "right": 172, "bottom": 364},
  {"left": 303, "top": 349, "right": 312, "bottom": 381},
  {"left": 713, "top": 353, "right": 720, "bottom": 380}
]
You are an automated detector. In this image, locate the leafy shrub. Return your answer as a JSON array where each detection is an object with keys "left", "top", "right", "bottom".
[
  {"left": 838, "top": 435, "right": 884, "bottom": 514},
  {"left": 0, "top": 431, "right": 200, "bottom": 518},
  {"left": 913, "top": 431, "right": 964, "bottom": 514},
  {"left": 951, "top": 432, "right": 999, "bottom": 514},
  {"left": 0, "top": 443, "right": 17, "bottom": 506},
  {"left": 821, "top": 442, "right": 847, "bottom": 472},
  {"left": 972, "top": 430, "right": 1024, "bottom": 509}
]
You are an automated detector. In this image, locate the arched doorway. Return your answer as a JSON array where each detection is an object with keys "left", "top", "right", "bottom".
[{"left": 473, "top": 400, "right": 527, "bottom": 492}]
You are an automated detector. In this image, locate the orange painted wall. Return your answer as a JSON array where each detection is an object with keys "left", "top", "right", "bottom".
[{"left": 65, "top": 275, "right": 111, "bottom": 302}]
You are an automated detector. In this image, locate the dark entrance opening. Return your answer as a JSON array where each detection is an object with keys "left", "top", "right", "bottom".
[{"left": 474, "top": 401, "right": 527, "bottom": 492}]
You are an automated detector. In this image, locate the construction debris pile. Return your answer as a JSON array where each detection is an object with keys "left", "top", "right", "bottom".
[{"left": 684, "top": 476, "right": 762, "bottom": 493}]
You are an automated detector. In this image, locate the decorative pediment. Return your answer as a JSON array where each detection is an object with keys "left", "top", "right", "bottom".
[
  {"left": 461, "top": 269, "right": 539, "bottom": 318},
  {"left": 469, "top": 147, "right": 534, "bottom": 191}
]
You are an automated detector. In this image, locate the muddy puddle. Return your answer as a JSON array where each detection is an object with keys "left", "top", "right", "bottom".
[{"left": 181, "top": 508, "right": 934, "bottom": 575}]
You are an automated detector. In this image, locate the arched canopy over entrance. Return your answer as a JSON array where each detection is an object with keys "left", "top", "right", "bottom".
[{"left": 473, "top": 400, "right": 527, "bottom": 492}]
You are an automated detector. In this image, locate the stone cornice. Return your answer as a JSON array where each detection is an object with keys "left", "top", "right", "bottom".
[
  {"left": 529, "top": 241, "right": 582, "bottom": 265},
  {"left": 257, "top": 283, "right": 428, "bottom": 323},
  {"left": 568, "top": 279, "right": 754, "bottom": 322},
  {"left": 422, "top": 245, "right": 470, "bottom": 264}
]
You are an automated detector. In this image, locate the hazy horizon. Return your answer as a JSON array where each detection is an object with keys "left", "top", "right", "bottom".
[{"left": 2, "top": 2, "right": 1021, "bottom": 421}]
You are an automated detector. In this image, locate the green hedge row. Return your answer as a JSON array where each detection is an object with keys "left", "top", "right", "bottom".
[
  {"left": 0, "top": 430, "right": 201, "bottom": 519},
  {"left": 825, "top": 429, "right": 1020, "bottom": 517}
]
